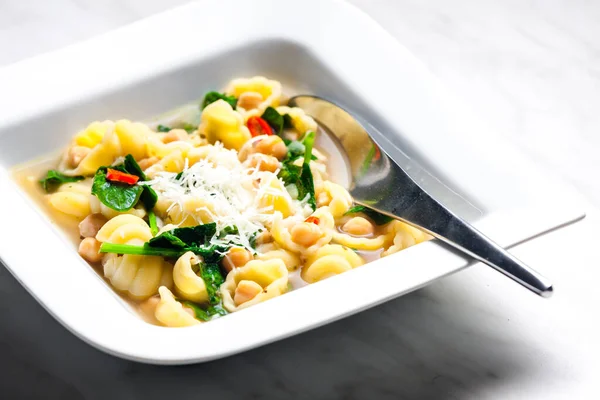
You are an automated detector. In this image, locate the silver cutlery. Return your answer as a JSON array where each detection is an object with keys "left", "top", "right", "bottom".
[{"left": 289, "top": 95, "right": 553, "bottom": 297}]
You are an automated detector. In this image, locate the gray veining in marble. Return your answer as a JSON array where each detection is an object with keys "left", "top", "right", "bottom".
[{"left": 1, "top": 0, "right": 600, "bottom": 399}]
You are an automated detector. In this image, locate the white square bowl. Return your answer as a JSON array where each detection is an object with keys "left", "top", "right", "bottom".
[{"left": 0, "top": 0, "right": 585, "bottom": 364}]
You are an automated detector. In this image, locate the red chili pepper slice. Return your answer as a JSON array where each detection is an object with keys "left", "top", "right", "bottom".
[
  {"left": 373, "top": 144, "right": 381, "bottom": 161},
  {"left": 247, "top": 116, "right": 273, "bottom": 137},
  {"left": 106, "top": 169, "right": 140, "bottom": 185},
  {"left": 305, "top": 216, "right": 320, "bottom": 225}
]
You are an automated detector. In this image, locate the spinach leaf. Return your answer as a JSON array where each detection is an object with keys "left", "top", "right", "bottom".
[
  {"left": 202, "top": 91, "right": 237, "bottom": 110},
  {"left": 39, "top": 170, "right": 84, "bottom": 193},
  {"left": 148, "top": 210, "right": 158, "bottom": 236},
  {"left": 300, "top": 131, "right": 317, "bottom": 209},
  {"left": 199, "top": 262, "right": 225, "bottom": 305},
  {"left": 181, "top": 300, "right": 227, "bottom": 321},
  {"left": 261, "top": 107, "right": 285, "bottom": 135},
  {"left": 182, "top": 123, "right": 197, "bottom": 133},
  {"left": 287, "top": 140, "right": 305, "bottom": 158},
  {"left": 139, "top": 185, "right": 158, "bottom": 210},
  {"left": 284, "top": 140, "right": 318, "bottom": 162},
  {"left": 148, "top": 223, "right": 218, "bottom": 249},
  {"left": 344, "top": 205, "right": 394, "bottom": 225},
  {"left": 123, "top": 154, "right": 147, "bottom": 181},
  {"left": 300, "top": 163, "right": 317, "bottom": 210},
  {"left": 91, "top": 167, "right": 144, "bottom": 212},
  {"left": 99, "top": 243, "right": 184, "bottom": 258},
  {"left": 100, "top": 221, "right": 244, "bottom": 263},
  {"left": 157, "top": 124, "right": 196, "bottom": 134},
  {"left": 277, "top": 131, "right": 317, "bottom": 209},
  {"left": 220, "top": 225, "right": 239, "bottom": 236},
  {"left": 100, "top": 242, "right": 224, "bottom": 262},
  {"left": 248, "top": 231, "right": 259, "bottom": 250},
  {"left": 147, "top": 223, "right": 227, "bottom": 262},
  {"left": 278, "top": 163, "right": 302, "bottom": 187},
  {"left": 91, "top": 156, "right": 157, "bottom": 211}
]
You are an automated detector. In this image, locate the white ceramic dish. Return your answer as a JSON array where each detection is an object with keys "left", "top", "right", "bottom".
[{"left": 0, "top": 0, "right": 585, "bottom": 364}]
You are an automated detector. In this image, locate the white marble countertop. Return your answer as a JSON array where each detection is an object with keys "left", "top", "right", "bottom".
[{"left": 1, "top": 0, "right": 599, "bottom": 399}]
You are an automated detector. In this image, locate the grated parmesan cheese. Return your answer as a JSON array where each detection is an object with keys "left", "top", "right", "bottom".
[{"left": 141, "top": 144, "right": 300, "bottom": 253}]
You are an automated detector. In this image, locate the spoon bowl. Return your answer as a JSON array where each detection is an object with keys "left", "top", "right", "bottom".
[{"left": 289, "top": 95, "right": 553, "bottom": 297}]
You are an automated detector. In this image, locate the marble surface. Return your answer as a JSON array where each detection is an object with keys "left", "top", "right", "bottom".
[{"left": 1, "top": 0, "right": 599, "bottom": 399}]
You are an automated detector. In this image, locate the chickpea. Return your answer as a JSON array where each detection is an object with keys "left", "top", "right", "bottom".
[
  {"left": 237, "top": 91, "right": 263, "bottom": 110},
  {"left": 246, "top": 153, "right": 280, "bottom": 172},
  {"left": 139, "top": 296, "right": 160, "bottom": 317},
  {"left": 255, "top": 135, "right": 287, "bottom": 160},
  {"left": 138, "top": 156, "right": 159, "bottom": 170},
  {"left": 68, "top": 146, "right": 91, "bottom": 168},
  {"left": 234, "top": 280, "right": 263, "bottom": 305},
  {"left": 290, "top": 222, "right": 322, "bottom": 247},
  {"left": 161, "top": 129, "right": 188, "bottom": 144},
  {"left": 342, "top": 217, "right": 374, "bottom": 237},
  {"left": 222, "top": 247, "right": 253, "bottom": 272},
  {"left": 78, "top": 213, "right": 108, "bottom": 238},
  {"left": 78, "top": 237, "right": 102, "bottom": 263}
]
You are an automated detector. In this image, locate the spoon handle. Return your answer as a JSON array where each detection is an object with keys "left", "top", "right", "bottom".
[{"left": 389, "top": 190, "right": 553, "bottom": 297}]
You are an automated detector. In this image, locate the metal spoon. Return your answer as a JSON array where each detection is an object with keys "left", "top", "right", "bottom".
[{"left": 289, "top": 95, "right": 553, "bottom": 297}]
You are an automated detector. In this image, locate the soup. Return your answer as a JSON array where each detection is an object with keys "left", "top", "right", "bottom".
[{"left": 11, "top": 76, "right": 430, "bottom": 327}]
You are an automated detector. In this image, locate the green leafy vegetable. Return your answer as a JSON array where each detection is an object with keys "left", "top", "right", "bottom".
[
  {"left": 99, "top": 241, "right": 223, "bottom": 261},
  {"left": 202, "top": 91, "right": 237, "bottom": 110},
  {"left": 157, "top": 124, "right": 196, "bottom": 134},
  {"left": 123, "top": 154, "right": 147, "bottom": 181},
  {"left": 181, "top": 300, "right": 227, "bottom": 321},
  {"left": 199, "top": 263, "right": 225, "bottom": 305},
  {"left": 99, "top": 243, "right": 183, "bottom": 258},
  {"left": 146, "top": 223, "right": 231, "bottom": 263},
  {"left": 286, "top": 140, "right": 305, "bottom": 158},
  {"left": 278, "top": 164, "right": 302, "bottom": 187},
  {"left": 100, "top": 222, "right": 250, "bottom": 264},
  {"left": 261, "top": 107, "right": 285, "bottom": 135},
  {"left": 283, "top": 132, "right": 319, "bottom": 163},
  {"left": 92, "top": 167, "right": 144, "bottom": 212},
  {"left": 302, "top": 131, "right": 315, "bottom": 164},
  {"left": 148, "top": 223, "right": 218, "bottom": 249},
  {"left": 148, "top": 210, "right": 158, "bottom": 236},
  {"left": 248, "top": 231, "right": 259, "bottom": 250},
  {"left": 300, "top": 131, "right": 317, "bottom": 210},
  {"left": 344, "top": 205, "right": 394, "bottom": 225},
  {"left": 91, "top": 155, "right": 157, "bottom": 212},
  {"left": 39, "top": 170, "right": 84, "bottom": 193},
  {"left": 300, "top": 163, "right": 316, "bottom": 210},
  {"left": 122, "top": 155, "right": 157, "bottom": 210},
  {"left": 139, "top": 185, "right": 158, "bottom": 210},
  {"left": 278, "top": 131, "right": 317, "bottom": 210},
  {"left": 182, "top": 123, "right": 197, "bottom": 133}
]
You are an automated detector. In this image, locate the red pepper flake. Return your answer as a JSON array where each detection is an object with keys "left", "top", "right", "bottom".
[
  {"left": 305, "top": 216, "right": 320, "bottom": 225},
  {"left": 247, "top": 116, "right": 273, "bottom": 137},
  {"left": 106, "top": 169, "right": 139, "bottom": 185},
  {"left": 373, "top": 144, "right": 381, "bottom": 161}
]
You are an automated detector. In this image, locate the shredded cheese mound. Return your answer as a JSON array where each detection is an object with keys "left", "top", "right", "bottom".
[{"left": 143, "top": 149, "right": 275, "bottom": 252}]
